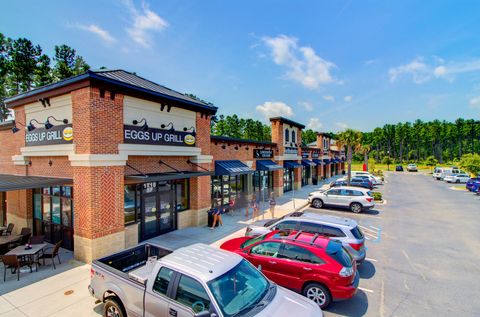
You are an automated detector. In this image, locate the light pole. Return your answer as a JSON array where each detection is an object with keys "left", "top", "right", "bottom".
[{"left": 387, "top": 150, "right": 390, "bottom": 171}]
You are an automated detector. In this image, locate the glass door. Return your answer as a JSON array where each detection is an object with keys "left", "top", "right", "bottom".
[
  {"left": 142, "top": 193, "right": 159, "bottom": 240},
  {"left": 159, "top": 190, "right": 174, "bottom": 233}
]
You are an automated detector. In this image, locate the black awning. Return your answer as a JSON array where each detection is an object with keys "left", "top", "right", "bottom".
[
  {"left": 313, "top": 159, "right": 323, "bottom": 165},
  {"left": 302, "top": 159, "right": 316, "bottom": 167},
  {"left": 284, "top": 161, "right": 302, "bottom": 169},
  {"left": 215, "top": 160, "right": 254, "bottom": 176},
  {"left": 125, "top": 171, "right": 213, "bottom": 184},
  {"left": 256, "top": 160, "right": 283, "bottom": 171},
  {"left": 0, "top": 174, "right": 72, "bottom": 192}
]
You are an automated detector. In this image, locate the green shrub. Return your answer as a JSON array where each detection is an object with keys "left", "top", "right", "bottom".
[{"left": 371, "top": 191, "right": 382, "bottom": 201}]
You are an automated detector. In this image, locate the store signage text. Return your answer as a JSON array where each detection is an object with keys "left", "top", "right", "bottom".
[
  {"left": 25, "top": 124, "right": 73, "bottom": 146},
  {"left": 124, "top": 125, "right": 196, "bottom": 147},
  {"left": 254, "top": 149, "right": 273, "bottom": 158},
  {"left": 284, "top": 147, "right": 298, "bottom": 155}
]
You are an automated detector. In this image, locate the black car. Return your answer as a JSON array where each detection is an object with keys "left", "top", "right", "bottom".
[{"left": 395, "top": 165, "right": 404, "bottom": 171}]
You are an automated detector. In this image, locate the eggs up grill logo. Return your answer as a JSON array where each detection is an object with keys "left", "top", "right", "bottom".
[
  {"left": 184, "top": 134, "right": 195, "bottom": 145},
  {"left": 62, "top": 127, "right": 73, "bottom": 141}
]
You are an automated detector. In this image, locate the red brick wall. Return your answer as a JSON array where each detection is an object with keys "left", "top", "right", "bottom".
[
  {"left": 27, "top": 156, "right": 72, "bottom": 178},
  {"left": 270, "top": 120, "right": 285, "bottom": 154},
  {"left": 72, "top": 87, "right": 124, "bottom": 154},
  {"left": 125, "top": 156, "right": 193, "bottom": 175},
  {"left": 73, "top": 166, "right": 124, "bottom": 239},
  {"left": 196, "top": 113, "right": 211, "bottom": 155},
  {"left": 0, "top": 106, "right": 26, "bottom": 175}
]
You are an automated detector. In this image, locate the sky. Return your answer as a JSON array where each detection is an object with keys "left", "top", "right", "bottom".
[{"left": 2, "top": 0, "right": 480, "bottom": 132}]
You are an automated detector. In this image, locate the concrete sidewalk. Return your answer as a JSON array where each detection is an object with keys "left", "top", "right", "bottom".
[{"left": 0, "top": 177, "right": 339, "bottom": 316}]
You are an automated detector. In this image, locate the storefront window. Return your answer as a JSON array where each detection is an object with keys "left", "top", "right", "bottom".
[
  {"left": 253, "top": 171, "right": 274, "bottom": 201},
  {"left": 285, "top": 129, "right": 289, "bottom": 142},
  {"left": 124, "top": 185, "right": 137, "bottom": 225},
  {"left": 283, "top": 168, "right": 293, "bottom": 192},
  {"left": 52, "top": 197, "right": 61, "bottom": 224},
  {"left": 174, "top": 179, "right": 189, "bottom": 211},
  {"left": 211, "top": 175, "right": 247, "bottom": 207}
]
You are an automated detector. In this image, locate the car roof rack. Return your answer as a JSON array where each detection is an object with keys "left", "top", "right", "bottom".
[{"left": 275, "top": 230, "right": 324, "bottom": 247}]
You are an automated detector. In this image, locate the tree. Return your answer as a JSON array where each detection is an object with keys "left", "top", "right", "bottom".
[
  {"left": 302, "top": 129, "right": 317, "bottom": 145},
  {"left": 459, "top": 154, "right": 480, "bottom": 177},
  {"left": 7, "top": 37, "right": 42, "bottom": 94},
  {"left": 0, "top": 33, "right": 9, "bottom": 121},
  {"left": 382, "top": 156, "right": 393, "bottom": 171},
  {"left": 359, "top": 144, "right": 371, "bottom": 171},
  {"left": 53, "top": 44, "right": 89, "bottom": 80},
  {"left": 336, "top": 129, "right": 363, "bottom": 185},
  {"left": 424, "top": 156, "right": 438, "bottom": 172},
  {"left": 34, "top": 54, "right": 52, "bottom": 87}
]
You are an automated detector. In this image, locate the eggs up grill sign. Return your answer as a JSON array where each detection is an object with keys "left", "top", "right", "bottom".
[
  {"left": 124, "top": 125, "right": 196, "bottom": 147},
  {"left": 25, "top": 124, "right": 73, "bottom": 146}
]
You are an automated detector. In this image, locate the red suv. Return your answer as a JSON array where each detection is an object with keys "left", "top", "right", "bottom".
[{"left": 220, "top": 230, "right": 359, "bottom": 309}]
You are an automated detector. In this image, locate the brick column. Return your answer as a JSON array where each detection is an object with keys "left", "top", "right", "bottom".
[
  {"left": 294, "top": 166, "right": 302, "bottom": 189},
  {"left": 273, "top": 168, "right": 284, "bottom": 197},
  {"left": 71, "top": 87, "right": 126, "bottom": 263},
  {"left": 5, "top": 190, "right": 32, "bottom": 235}
]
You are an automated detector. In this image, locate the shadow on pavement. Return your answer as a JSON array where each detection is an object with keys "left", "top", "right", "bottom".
[
  {"left": 358, "top": 260, "right": 376, "bottom": 279},
  {"left": 326, "top": 289, "right": 368, "bottom": 317}
]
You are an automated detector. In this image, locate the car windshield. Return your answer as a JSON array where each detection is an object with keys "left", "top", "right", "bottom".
[
  {"left": 326, "top": 242, "right": 353, "bottom": 268},
  {"left": 240, "top": 233, "right": 268, "bottom": 249},
  {"left": 208, "top": 259, "right": 270, "bottom": 317}
]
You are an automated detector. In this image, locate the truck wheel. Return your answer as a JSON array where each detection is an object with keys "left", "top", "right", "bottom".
[
  {"left": 311, "top": 199, "right": 323, "bottom": 209},
  {"left": 303, "top": 282, "right": 331, "bottom": 309},
  {"left": 350, "top": 202, "right": 362, "bottom": 213},
  {"left": 104, "top": 299, "right": 125, "bottom": 317}
]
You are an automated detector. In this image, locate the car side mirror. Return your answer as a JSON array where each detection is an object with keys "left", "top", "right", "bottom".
[{"left": 194, "top": 311, "right": 213, "bottom": 317}]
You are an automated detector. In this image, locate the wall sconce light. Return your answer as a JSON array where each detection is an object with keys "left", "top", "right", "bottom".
[
  {"left": 183, "top": 126, "right": 196, "bottom": 133},
  {"left": 245, "top": 146, "right": 249, "bottom": 151},
  {"left": 45, "top": 116, "right": 68, "bottom": 130},
  {"left": 160, "top": 104, "right": 172, "bottom": 112},
  {"left": 133, "top": 118, "right": 149, "bottom": 131},
  {"left": 11, "top": 120, "right": 26, "bottom": 133},
  {"left": 221, "top": 144, "right": 226, "bottom": 149},
  {"left": 39, "top": 98, "right": 50, "bottom": 108},
  {"left": 161, "top": 122, "right": 174, "bottom": 131},
  {"left": 234, "top": 146, "right": 239, "bottom": 150},
  {"left": 28, "top": 160, "right": 32, "bottom": 166},
  {"left": 27, "top": 119, "right": 42, "bottom": 132},
  {"left": 48, "top": 160, "right": 53, "bottom": 166}
]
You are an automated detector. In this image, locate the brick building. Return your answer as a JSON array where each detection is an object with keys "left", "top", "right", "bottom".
[{"left": 0, "top": 69, "right": 344, "bottom": 262}]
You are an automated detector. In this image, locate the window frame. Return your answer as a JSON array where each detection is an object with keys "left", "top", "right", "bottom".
[
  {"left": 152, "top": 266, "right": 176, "bottom": 298},
  {"left": 278, "top": 243, "right": 325, "bottom": 264},
  {"left": 171, "top": 273, "right": 212, "bottom": 314}
]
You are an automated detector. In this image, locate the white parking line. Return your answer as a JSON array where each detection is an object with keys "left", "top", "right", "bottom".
[
  {"left": 358, "top": 287, "right": 374, "bottom": 293},
  {"left": 365, "top": 257, "right": 377, "bottom": 262},
  {"left": 369, "top": 225, "right": 380, "bottom": 230},
  {"left": 359, "top": 225, "right": 378, "bottom": 233}
]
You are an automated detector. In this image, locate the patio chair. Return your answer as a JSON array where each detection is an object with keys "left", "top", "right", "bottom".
[
  {"left": 19, "top": 228, "right": 31, "bottom": 236},
  {"left": 2, "top": 255, "right": 32, "bottom": 281},
  {"left": 20, "top": 233, "right": 31, "bottom": 245},
  {"left": 29, "top": 235, "right": 45, "bottom": 244},
  {"left": 40, "top": 240, "right": 62, "bottom": 269},
  {"left": 2, "top": 223, "right": 14, "bottom": 236}
]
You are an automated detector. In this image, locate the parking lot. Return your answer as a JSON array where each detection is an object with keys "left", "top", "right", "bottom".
[{"left": 310, "top": 171, "right": 480, "bottom": 317}]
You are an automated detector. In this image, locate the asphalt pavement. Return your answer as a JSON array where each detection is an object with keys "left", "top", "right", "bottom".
[{"left": 309, "top": 171, "right": 480, "bottom": 317}]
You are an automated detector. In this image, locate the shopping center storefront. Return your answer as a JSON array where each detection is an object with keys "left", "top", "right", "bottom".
[{"left": 0, "top": 70, "right": 344, "bottom": 263}]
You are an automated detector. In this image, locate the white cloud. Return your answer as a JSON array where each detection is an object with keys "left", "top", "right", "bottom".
[
  {"left": 307, "top": 118, "right": 323, "bottom": 131},
  {"left": 336, "top": 122, "right": 348, "bottom": 130},
  {"left": 262, "top": 35, "right": 339, "bottom": 89},
  {"left": 364, "top": 59, "right": 378, "bottom": 66},
  {"left": 323, "top": 95, "right": 335, "bottom": 102},
  {"left": 389, "top": 57, "right": 431, "bottom": 84},
  {"left": 255, "top": 101, "right": 294, "bottom": 121},
  {"left": 77, "top": 24, "right": 116, "bottom": 44},
  {"left": 469, "top": 96, "right": 480, "bottom": 108},
  {"left": 390, "top": 56, "right": 480, "bottom": 84},
  {"left": 124, "top": 0, "right": 168, "bottom": 47},
  {"left": 299, "top": 101, "right": 313, "bottom": 111},
  {"left": 344, "top": 95, "right": 353, "bottom": 102}
]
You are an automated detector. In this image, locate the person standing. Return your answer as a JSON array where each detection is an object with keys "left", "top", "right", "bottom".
[
  {"left": 269, "top": 192, "right": 276, "bottom": 219},
  {"left": 251, "top": 194, "right": 259, "bottom": 221}
]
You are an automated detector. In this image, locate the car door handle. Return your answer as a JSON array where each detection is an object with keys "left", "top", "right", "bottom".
[
  {"left": 269, "top": 261, "right": 277, "bottom": 264},
  {"left": 169, "top": 308, "right": 177, "bottom": 317},
  {"left": 303, "top": 267, "right": 312, "bottom": 271}
]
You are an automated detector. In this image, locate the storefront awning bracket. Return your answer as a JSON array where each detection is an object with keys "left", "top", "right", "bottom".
[
  {"left": 187, "top": 160, "right": 211, "bottom": 172},
  {"left": 126, "top": 163, "right": 148, "bottom": 178},
  {"left": 158, "top": 160, "right": 183, "bottom": 174}
]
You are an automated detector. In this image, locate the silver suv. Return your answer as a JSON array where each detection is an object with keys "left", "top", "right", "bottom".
[
  {"left": 245, "top": 212, "right": 366, "bottom": 263},
  {"left": 308, "top": 186, "right": 375, "bottom": 213}
]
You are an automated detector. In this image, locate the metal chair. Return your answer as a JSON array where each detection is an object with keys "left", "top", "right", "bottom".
[
  {"left": 40, "top": 240, "right": 62, "bottom": 269},
  {"left": 2, "top": 255, "right": 32, "bottom": 281},
  {"left": 2, "top": 223, "right": 14, "bottom": 236}
]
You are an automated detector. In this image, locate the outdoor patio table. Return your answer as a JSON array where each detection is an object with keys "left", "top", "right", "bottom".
[
  {"left": 0, "top": 235, "right": 21, "bottom": 246},
  {"left": 5, "top": 243, "right": 47, "bottom": 272}
]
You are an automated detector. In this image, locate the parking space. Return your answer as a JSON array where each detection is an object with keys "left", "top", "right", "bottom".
[{"left": 303, "top": 171, "right": 480, "bottom": 316}]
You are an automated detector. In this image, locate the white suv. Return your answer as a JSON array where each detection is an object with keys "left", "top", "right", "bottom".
[
  {"left": 245, "top": 212, "right": 367, "bottom": 263},
  {"left": 407, "top": 164, "right": 418, "bottom": 172},
  {"left": 308, "top": 186, "right": 375, "bottom": 213}
]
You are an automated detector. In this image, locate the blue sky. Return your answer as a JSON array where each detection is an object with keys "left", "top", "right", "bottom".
[{"left": 2, "top": 0, "right": 480, "bottom": 132}]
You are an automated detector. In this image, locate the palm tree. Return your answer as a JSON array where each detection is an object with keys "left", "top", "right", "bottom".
[
  {"left": 336, "top": 129, "right": 363, "bottom": 185},
  {"left": 359, "top": 144, "right": 371, "bottom": 171}
]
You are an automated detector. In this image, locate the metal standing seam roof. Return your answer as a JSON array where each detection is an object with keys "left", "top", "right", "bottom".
[
  {"left": 5, "top": 69, "right": 218, "bottom": 114},
  {"left": 214, "top": 160, "right": 254, "bottom": 176},
  {"left": 256, "top": 160, "right": 283, "bottom": 171},
  {"left": 283, "top": 161, "right": 302, "bottom": 169},
  {"left": 301, "top": 159, "right": 316, "bottom": 167}
]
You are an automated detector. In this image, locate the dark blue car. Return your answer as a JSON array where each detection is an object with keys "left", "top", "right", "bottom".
[
  {"left": 466, "top": 178, "right": 480, "bottom": 192},
  {"left": 331, "top": 178, "right": 374, "bottom": 190}
]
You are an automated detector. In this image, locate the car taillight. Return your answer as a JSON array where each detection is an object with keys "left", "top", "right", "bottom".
[
  {"left": 366, "top": 197, "right": 373, "bottom": 202},
  {"left": 339, "top": 266, "right": 354, "bottom": 277},
  {"left": 349, "top": 242, "right": 363, "bottom": 251},
  {"left": 90, "top": 268, "right": 95, "bottom": 279}
]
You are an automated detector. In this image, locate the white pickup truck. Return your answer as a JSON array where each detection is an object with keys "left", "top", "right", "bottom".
[{"left": 89, "top": 243, "right": 322, "bottom": 317}]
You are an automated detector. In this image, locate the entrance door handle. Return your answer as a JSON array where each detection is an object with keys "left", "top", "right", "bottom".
[
  {"left": 268, "top": 261, "right": 277, "bottom": 264},
  {"left": 169, "top": 308, "right": 178, "bottom": 316},
  {"left": 303, "top": 267, "right": 312, "bottom": 271}
]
